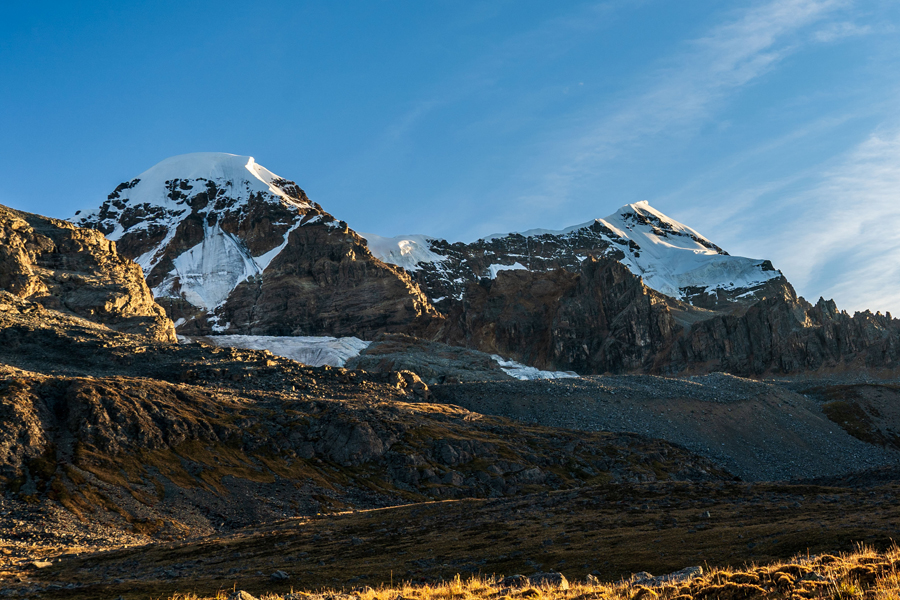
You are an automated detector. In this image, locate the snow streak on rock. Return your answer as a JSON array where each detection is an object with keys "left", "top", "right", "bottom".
[{"left": 490, "top": 355, "right": 579, "bottom": 381}]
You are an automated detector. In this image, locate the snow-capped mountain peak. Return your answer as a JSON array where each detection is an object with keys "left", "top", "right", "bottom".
[
  {"left": 111, "top": 152, "right": 310, "bottom": 212},
  {"left": 73, "top": 153, "right": 321, "bottom": 315},
  {"left": 363, "top": 201, "right": 784, "bottom": 309}
]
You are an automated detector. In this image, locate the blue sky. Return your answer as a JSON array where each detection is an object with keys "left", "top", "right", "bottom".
[{"left": 1, "top": 1, "right": 899, "bottom": 314}]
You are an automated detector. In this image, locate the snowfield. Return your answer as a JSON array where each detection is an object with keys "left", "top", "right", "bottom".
[
  {"left": 192, "top": 334, "right": 579, "bottom": 379},
  {"left": 491, "top": 355, "right": 580, "bottom": 380},
  {"left": 359, "top": 233, "right": 447, "bottom": 272}
]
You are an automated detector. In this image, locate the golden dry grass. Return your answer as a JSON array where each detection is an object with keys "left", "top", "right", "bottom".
[
  {"left": 18, "top": 480, "right": 900, "bottom": 599},
  {"left": 163, "top": 546, "right": 900, "bottom": 600},
  {"left": 162, "top": 546, "right": 900, "bottom": 600}
]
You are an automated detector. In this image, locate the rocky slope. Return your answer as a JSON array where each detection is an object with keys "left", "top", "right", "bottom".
[
  {"left": 430, "top": 373, "right": 900, "bottom": 481},
  {"left": 74, "top": 153, "right": 441, "bottom": 338},
  {"left": 0, "top": 219, "right": 727, "bottom": 543},
  {"left": 0, "top": 204, "right": 174, "bottom": 342},
  {"left": 362, "top": 200, "right": 788, "bottom": 311}
]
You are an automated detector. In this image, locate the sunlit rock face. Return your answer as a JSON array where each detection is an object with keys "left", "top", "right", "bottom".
[{"left": 0, "top": 203, "right": 175, "bottom": 342}]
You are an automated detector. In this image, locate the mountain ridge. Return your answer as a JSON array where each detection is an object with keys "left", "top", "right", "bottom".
[
  {"left": 71, "top": 152, "right": 900, "bottom": 378},
  {"left": 361, "top": 199, "right": 786, "bottom": 311}
]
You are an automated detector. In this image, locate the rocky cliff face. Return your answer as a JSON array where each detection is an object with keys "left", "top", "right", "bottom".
[
  {"left": 0, "top": 204, "right": 174, "bottom": 342},
  {"left": 440, "top": 256, "right": 682, "bottom": 373},
  {"left": 363, "top": 201, "right": 789, "bottom": 312},
  {"left": 74, "top": 153, "right": 441, "bottom": 337},
  {"left": 669, "top": 292, "right": 900, "bottom": 376},
  {"left": 439, "top": 254, "right": 900, "bottom": 377}
]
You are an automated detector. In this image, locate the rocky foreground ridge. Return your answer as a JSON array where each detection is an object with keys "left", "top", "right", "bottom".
[{"left": 0, "top": 204, "right": 174, "bottom": 342}]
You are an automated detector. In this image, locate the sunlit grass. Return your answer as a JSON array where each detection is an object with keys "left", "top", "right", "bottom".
[{"left": 161, "top": 544, "right": 900, "bottom": 600}]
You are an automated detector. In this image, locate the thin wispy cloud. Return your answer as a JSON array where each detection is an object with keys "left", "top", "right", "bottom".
[
  {"left": 813, "top": 20, "right": 871, "bottom": 42},
  {"left": 760, "top": 125, "right": 900, "bottom": 314},
  {"left": 530, "top": 0, "right": 850, "bottom": 203}
]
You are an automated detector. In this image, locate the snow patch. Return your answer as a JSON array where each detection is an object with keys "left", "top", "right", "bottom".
[
  {"left": 487, "top": 262, "right": 528, "bottom": 279},
  {"left": 253, "top": 220, "right": 302, "bottom": 272},
  {"left": 360, "top": 232, "right": 447, "bottom": 272},
  {"left": 491, "top": 355, "right": 579, "bottom": 380},
  {"left": 153, "top": 224, "right": 261, "bottom": 310},
  {"left": 203, "top": 335, "right": 371, "bottom": 367}
]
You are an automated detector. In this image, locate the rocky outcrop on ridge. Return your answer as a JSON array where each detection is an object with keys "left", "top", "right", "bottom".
[
  {"left": 0, "top": 204, "right": 174, "bottom": 342},
  {"left": 669, "top": 292, "right": 900, "bottom": 376},
  {"left": 440, "top": 256, "right": 683, "bottom": 373},
  {"left": 74, "top": 153, "right": 441, "bottom": 338},
  {"left": 439, "top": 255, "right": 900, "bottom": 377}
]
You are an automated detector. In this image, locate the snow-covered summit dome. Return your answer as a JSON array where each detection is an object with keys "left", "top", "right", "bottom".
[
  {"left": 73, "top": 152, "right": 317, "bottom": 314},
  {"left": 108, "top": 152, "right": 306, "bottom": 210}
]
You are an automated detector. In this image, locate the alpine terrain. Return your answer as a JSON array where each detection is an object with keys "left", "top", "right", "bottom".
[
  {"left": 362, "top": 200, "right": 787, "bottom": 311},
  {"left": 74, "top": 153, "right": 440, "bottom": 339},
  {"left": 0, "top": 153, "right": 898, "bottom": 599},
  {"left": 75, "top": 153, "right": 900, "bottom": 379}
]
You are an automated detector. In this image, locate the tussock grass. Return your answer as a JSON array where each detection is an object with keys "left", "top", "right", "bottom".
[{"left": 167, "top": 545, "right": 900, "bottom": 600}]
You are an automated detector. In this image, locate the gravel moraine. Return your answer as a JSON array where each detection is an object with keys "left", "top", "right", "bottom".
[{"left": 431, "top": 373, "right": 900, "bottom": 481}]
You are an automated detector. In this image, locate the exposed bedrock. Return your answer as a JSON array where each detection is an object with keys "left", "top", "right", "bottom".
[
  {"left": 440, "top": 256, "right": 900, "bottom": 376},
  {"left": 0, "top": 204, "right": 175, "bottom": 342}
]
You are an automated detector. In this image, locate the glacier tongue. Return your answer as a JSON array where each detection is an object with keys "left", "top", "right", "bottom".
[
  {"left": 490, "top": 355, "right": 579, "bottom": 380},
  {"left": 198, "top": 335, "right": 372, "bottom": 367}
]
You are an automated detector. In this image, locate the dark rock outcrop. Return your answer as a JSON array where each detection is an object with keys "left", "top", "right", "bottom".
[
  {"left": 440, "top": 255, "right": 900, "bottom": 377},
  {"left": 441, "top": 256, "right": 680, "bottom": 373},
  {"left": 216, "top": 223, "right": 440, "bottom": 338},
  {"left": 669, "top": 292, "right": 900, "bottom": 376}
]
